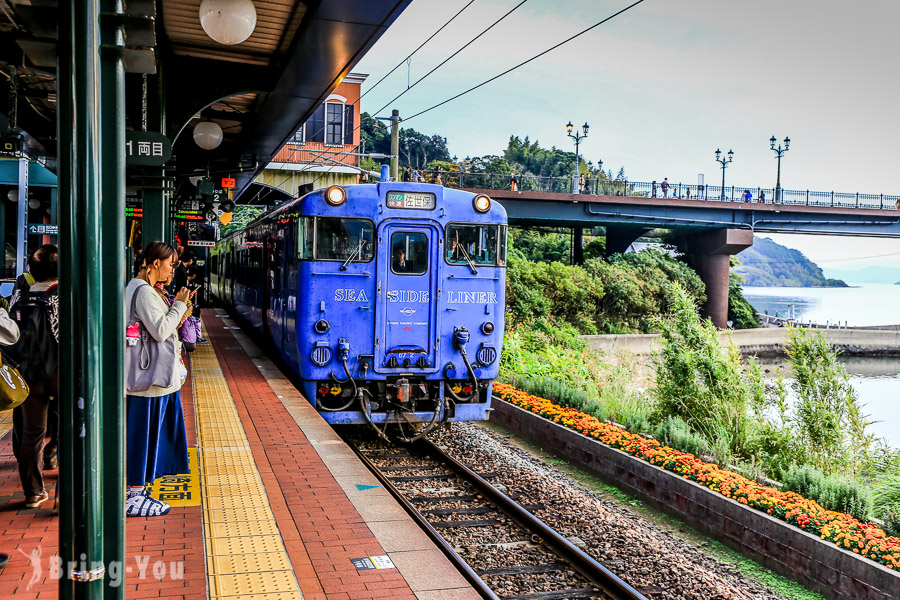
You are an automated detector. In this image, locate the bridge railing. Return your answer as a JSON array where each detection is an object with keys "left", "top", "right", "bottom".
[{"left": 425, "top": 170, "right": 900, "bottom": 210}]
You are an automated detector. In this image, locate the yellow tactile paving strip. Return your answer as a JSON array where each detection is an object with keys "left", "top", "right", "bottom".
[
  {"left": 0, "top": 408, "right": 12, "bottom": 439},
  {"left": 192, "top": 335, "right": 303, "bottom": 600}
]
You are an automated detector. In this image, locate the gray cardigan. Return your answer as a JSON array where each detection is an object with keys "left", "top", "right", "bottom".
[{"left": 125, "top": 277, "right": 187, "bottom": 397}]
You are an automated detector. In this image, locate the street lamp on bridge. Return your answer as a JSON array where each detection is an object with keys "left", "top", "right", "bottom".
[
  {"left": 567, "top": 121, "right": 589, "bottom": 194},
  {"left": 714, "top": 148, "right": 734, "bottom": 200},
  {"left": 769, "top": 135, "right": 790, "bottom": 203}
]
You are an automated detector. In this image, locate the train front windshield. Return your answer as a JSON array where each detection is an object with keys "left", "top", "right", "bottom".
[
  {"left": 298, "top": 217, "right": 375, "bottom": 262},
  {"left": 445, "top": 224, "right": 507, "bottom": 266}
]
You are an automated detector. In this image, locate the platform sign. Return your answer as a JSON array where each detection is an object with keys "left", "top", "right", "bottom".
[
  {"left": 351, "top": 555, "right": 395, "bottom": 571},
  {"left": 27, "top": 223, "right": 58, "bottom": 235},
  {"left": 187, "top": 240, "right": 215, "bottom": 247},
  {"left": 125, "top": 131, "right": 172, "bottom": 166},
  {"left": 221, "top": 177, "right": 235, "bottom": 189}
]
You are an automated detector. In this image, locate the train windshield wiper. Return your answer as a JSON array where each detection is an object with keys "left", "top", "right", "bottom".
[
  {"left": 458, "top": 243, "right": 478, "bottom": 275},
  {"left": 340, "top": 238, "right": 367, "bottom": 271}
]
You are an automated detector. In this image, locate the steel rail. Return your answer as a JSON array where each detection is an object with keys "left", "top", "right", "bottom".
[
  {"left": 345, "top": 442, "right": 501, "bottom": 600},
  {"left": 417, "top": 438, "right": 648, "bottom": 600}
]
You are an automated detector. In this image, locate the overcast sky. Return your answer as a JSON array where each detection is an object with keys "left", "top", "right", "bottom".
[{"left": 354, "top": 0, "right": 900, "bottom": 272}]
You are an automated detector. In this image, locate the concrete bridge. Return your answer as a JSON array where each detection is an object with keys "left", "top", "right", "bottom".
[{"left": 472, "top": 187, "right": 900, "bottom": 328}]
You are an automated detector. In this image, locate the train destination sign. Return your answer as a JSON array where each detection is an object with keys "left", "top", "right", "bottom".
[{"left": 386, "top": 191, "right": 435, "bottom": 210}]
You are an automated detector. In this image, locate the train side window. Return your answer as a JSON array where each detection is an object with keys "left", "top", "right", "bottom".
[
  {"left": 445, "top": 224, "right": 501, "bottom": 266},
  {"left": 315, "top": 217, "right": 374, "bottom": 262},
  {"left": 391, "top": 232, "right": 428, "bottom": 275},
  {"left": 297, "top": 217, "right": 314, "bottom": 259},
  {"left": 498, "top": 225, "right": 508, "bottom": 266}
]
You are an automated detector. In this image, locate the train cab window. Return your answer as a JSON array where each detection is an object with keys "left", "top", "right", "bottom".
[
  {"left": 445, "top": 224, "right": 507, "bottom": 266},
  {"left": 311, "top": 217, "right": 374, "bottom": 262},
  {"left": 391, "top": 232, "right": 428, "bottom": 275}
]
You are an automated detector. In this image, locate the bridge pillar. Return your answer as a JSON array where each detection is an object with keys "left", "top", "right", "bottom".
[
  {"left": 604, "top": 225, "right": 646, "bottom": 257},
  {"left": 677, "top": 228, "right": 753, "bottom": 328},
  {"left": 573, "top": 227, "right": 584, "bottom": 265}
]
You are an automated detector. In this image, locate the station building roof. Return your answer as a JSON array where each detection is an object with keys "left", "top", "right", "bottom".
[{"left": 0, "top": 0, "right": 410, "bottom": 199}]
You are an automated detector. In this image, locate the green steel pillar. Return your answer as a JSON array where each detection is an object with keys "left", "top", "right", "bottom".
[
  {"left": 58, "top": 0, "right": 105, "bottom": 597},
  {"left": 100, "top": 0, "right": 126, "bottom": 596},
  {"left": 49, "top": 187, "right": 58, "bottom": 243},
  {"left": 142, "top": 68, "right": 169, "bottom": 245}
]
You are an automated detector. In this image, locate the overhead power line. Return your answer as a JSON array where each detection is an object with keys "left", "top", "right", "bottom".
[
  {"left": 359, "top": 0, "right": 478, "bottom": 105},
  {"left": 403, "top": 0, "right": 648, "bottom": 122},
  {"left": 369, "top": 0, "right": 530, "bottom": 119}
]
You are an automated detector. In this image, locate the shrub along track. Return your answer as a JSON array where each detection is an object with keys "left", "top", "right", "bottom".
[{"left": 345, "top": 424, "right": 798, "bottom": 600}]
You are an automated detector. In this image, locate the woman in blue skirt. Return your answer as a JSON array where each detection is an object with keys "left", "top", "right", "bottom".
[{"left": 124, "top": 241, "right": 194, "bottom": 517}]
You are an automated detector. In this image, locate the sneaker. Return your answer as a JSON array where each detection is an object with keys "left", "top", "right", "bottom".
[
  {"left": 126, "top": 486, "right": 148, "bottom": 499},
  {"left": 125, "top": 495, "right": 170, "bottom": 517},
  {"left": 25, "top": 492, "right": 50, "bottom": 508}
]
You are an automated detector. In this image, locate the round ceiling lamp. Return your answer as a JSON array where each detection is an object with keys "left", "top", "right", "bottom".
[
  {"left": 28, "top": 199, "right": 41, "bottom": 210},
  {"left": 7, "top": 190, "right": 17, "bottom": 202},
  {"left": 199, "top": 0, "right": 257, "bottom": 45},
  {"left": 193, "top": 121, "right": 224, "bottom": 150}
]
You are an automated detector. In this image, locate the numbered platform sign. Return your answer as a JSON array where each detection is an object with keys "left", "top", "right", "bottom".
[{"left": 125, "top": 131, "right": 172, "bottom": 166}]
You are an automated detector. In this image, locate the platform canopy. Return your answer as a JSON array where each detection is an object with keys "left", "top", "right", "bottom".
[{"left": 0, "top": 0, "right": 410, "bottom": 198}]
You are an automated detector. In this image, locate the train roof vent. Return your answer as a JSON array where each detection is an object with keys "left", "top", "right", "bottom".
[
  {"left": 477, "top": 345, "right": 497, "bottom": 366},
  {"left": 311, "top": 344, "right": 333, "bottom": 367}
]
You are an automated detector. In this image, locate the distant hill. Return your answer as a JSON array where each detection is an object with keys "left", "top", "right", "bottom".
[{"left": 734, "top": 237, "right": 848, "bottom": 287}]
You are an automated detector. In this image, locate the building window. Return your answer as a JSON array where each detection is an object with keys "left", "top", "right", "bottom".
[
  {"left": 326, "top": 103, "right": 343, "bottom": 145},
  {"left": 343, "top": 104, "right": 354, "bottom": 146},
  {"left": 307, "top": 104, "right": 325, "bottom": 143},
  {"left": 290, "top": 124, "right": 304, "bottom": 144}
]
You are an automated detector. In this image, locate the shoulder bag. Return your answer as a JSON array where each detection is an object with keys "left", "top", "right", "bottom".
[
  {"left": 125, "top": 284, "right": 178, "bottom": 393},
  {"left": 0, "top": 346, "right": 30, "bottom": 411}
]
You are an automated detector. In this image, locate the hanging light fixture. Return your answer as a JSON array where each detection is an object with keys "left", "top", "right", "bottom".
[
  {"left": 6, "top": 190, "right": 17, "bottom": 202},
  {"left": 199, "top": 0, "right": 257, "bottom": 45},
  {"left": 28, "top": 198, "right": 41, "bottom": 210},
  {"left": 193, "top": 120, "right": 224, "bottom": 150}
]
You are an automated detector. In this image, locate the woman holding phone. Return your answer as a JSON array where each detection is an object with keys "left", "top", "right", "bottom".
[{"left": 123, "top": 241, "right": 195, "bottom": 517}]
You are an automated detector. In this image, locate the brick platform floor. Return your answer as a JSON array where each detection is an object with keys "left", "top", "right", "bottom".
[
  {"left": 0, "top": 362, "right": 206, "bottom": 599},
  {"left": 205, "top": 318, "right": 418, "bottom": 600}
]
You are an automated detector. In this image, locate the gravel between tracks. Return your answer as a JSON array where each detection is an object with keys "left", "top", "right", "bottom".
[{"left": 429, "top": 422, "right": 794, "bottom": 600}]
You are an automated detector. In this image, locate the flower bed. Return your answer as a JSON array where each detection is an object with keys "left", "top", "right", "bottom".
[{"left": 492, "top": 382, "right": 900, "bottom": 570}]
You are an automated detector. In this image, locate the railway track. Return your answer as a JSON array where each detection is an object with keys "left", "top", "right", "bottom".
[{"left": 347, "top": 434, "right": 648, "bottom": 600}]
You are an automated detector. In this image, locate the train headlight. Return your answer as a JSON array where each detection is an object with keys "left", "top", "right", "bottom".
[
  {"left": 325, "top": 185, "right": 346, "bottom": 206},
  {"left": 473, "top": 194, "right": 491, "bottom": 213}
]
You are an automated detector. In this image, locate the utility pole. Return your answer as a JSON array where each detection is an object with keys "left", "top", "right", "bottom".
[{"left": 390, "top": 109, "right": 400, "bottom": 181}]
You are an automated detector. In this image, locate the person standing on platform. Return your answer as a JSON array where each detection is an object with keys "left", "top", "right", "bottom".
[
  {"left": 10, "top": 245, "right": 59, "bottom": 509},
  {"left": 0, "top": 291, "right": 19, "bottom": 569},
  {"left": 402, "top": 167, "right": 411, "bottom": 182},
  {"left": 124, "top": 242, "right": 193, "bottom": 517}
]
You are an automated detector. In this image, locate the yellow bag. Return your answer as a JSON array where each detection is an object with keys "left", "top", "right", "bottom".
[{"left": 0, "top": 348, "right": 30, "bottom": 411}]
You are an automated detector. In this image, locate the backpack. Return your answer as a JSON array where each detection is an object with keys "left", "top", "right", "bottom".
[{"left": 8, "top": 285, "right": 59, "bottom": 384}]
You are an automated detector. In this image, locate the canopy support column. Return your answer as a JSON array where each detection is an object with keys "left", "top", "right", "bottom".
[{"left": 58, "top": 0, "right": 108, "bottom": 596}]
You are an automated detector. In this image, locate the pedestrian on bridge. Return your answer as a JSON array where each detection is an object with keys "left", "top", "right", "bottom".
[
  {"left": 743, "top": 189, "right": 752, "bottom": 202},
  {"left": 661, "top": 178, "right": 670, "bottom": 197},
  {"left": 651, "top": 180, "right": 657, "bottom": 197},
  {"left": 584, "top": 171, "right": 592, "bottom": 194},
  {"left": 510, "top": 172, "right": 518, "bottom": 192},
  {"left": 760, "top": 189, "right": 766, "bottom": 203}
]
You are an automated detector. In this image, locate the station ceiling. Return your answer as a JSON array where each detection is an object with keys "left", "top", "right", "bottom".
[{"left": 0, "top": 0, "right": 410, "bottom": 198}]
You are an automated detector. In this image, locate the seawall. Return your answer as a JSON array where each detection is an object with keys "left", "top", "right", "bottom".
[{"left": 582, "top": 328, "right": 900, "bottom": 356}]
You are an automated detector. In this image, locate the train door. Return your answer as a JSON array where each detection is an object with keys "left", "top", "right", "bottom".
[
  {"left": 375, "top": 222, "right": 439, "bottom": 372},
  {"left": 263, "top": 234, "right": 285, "bottom": 352}
]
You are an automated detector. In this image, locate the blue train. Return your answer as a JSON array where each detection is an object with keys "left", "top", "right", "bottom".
[{"left": 209, "top": 182, "right": 507, "bottom": 441}]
